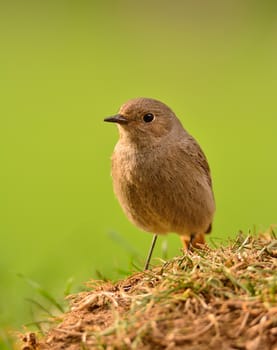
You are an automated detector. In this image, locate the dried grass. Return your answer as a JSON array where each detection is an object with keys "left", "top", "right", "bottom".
[{"left": 21, "top": 233, "right": 277, "bottom": 350}]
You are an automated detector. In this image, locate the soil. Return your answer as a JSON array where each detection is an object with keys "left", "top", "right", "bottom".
[{"left": 21, "top": 233, "right": 277, "bottom": 350}]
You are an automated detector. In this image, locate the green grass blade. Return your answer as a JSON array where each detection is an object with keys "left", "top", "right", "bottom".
[{"left": 17, "top": 273, "right": 64, "bottom": 313}]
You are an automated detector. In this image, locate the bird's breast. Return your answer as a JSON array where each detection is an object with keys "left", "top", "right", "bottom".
[{"left": 111, "top": 142, "right": 215, "bottom": 235}]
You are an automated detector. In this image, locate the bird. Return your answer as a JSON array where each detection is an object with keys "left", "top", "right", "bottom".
[{"left": 104, "top": 97, "right": 215, "bottom": 270}]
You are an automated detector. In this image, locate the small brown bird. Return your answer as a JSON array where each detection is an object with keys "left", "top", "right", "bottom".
[{"left": 104, "top": 98, "right": 215, "bottom": 269}]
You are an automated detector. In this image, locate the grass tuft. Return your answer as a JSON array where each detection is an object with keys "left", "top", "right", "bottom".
[{"left": 20, "top": 233, "right": 277, "bottom": 350}]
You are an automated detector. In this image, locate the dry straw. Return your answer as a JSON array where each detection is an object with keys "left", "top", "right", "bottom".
[{"left": 21, "top": 232, "right": 277, "bottom": 350}]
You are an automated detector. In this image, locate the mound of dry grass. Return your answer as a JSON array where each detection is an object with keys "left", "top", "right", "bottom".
[{"left": 21, "top": 233, "right": 277, "bottom": 350}]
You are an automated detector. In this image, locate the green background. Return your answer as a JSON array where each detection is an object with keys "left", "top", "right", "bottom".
[{"left": 0, "top": 0, "right": 276, "bottom": 344}]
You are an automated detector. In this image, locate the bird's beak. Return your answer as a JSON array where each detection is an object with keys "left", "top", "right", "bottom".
[{"left": 104, "top": 114, "right": 128, "bottom": 124}]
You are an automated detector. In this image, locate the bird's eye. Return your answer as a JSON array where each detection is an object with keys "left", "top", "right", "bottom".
[{"left": 143, "top": 113, "right": 154, "bottom": 123}]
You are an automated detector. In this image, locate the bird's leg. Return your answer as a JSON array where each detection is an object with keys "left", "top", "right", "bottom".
[
  {"left": 180, "top": 235, "right": 191, "bottom": 250},
  {"left": 191, "top": 233, "right": 205, "bottom": 248},
  {"left": 144, "top": 234, "right": 158, "bottom": 270},
  {"left": 188, "top": 233, "right": 196, "bottom": 250},
  {"left": 180, "top": 233, "right": 206, "bottom": 251}
]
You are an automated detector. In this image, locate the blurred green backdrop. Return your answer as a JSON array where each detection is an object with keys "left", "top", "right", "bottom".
[{"left": 0, "top": 0, "right": 276, "bottom": 342}]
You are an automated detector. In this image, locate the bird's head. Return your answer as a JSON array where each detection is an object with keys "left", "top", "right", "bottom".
[{"left": 104, "top": 98, "right": 182, "bottom": 145}]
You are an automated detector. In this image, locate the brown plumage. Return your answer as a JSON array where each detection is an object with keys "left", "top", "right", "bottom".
[{"left": 104, "top": 98, "right": 215, "bottom": 269}]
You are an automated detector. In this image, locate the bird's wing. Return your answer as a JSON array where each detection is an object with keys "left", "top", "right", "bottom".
[{"left": 180, "top": 135, "right": 213, "bottom": 188}]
